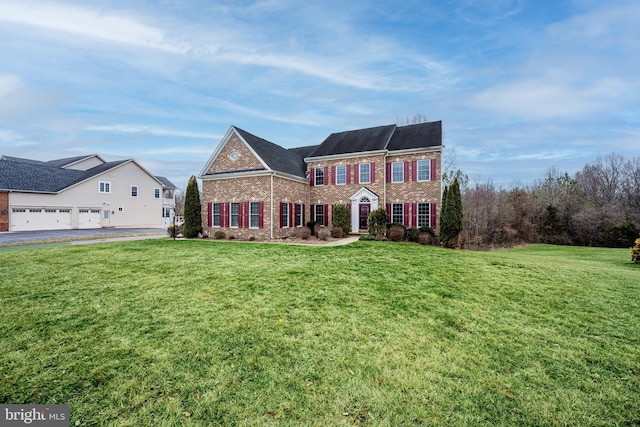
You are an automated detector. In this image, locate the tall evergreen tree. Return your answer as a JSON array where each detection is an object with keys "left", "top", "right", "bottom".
[
  {"left": 439, "top": 177, "right": 463, "bottom": 247},
  {"left": 183, "top": 175, "right": 202, "bottom": 238}
]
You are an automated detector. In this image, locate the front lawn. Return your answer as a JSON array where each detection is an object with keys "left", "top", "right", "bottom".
[{"left": 0, "top": 241, "right": 638, "bottom": 426}]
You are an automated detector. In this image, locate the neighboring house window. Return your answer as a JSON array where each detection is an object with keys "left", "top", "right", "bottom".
[
  {"left": 417, "top": 203, "right": 430, "bottom": 227},
  {"left": 417, "top": 160, "right": 431, "bottom": 181},
  {"left": 336, "top": 165, "right": 347, "bottom": 185},
  {"left": 131, "top": 185, "right": 138, "bottom": 198},
  {"left": 359, "top": 163, "right": 370, "bottom": 184},
  {"left": 118, "top": 206, "right": 124, "bottom": 212},
  {"left": 212, "top": 202, "right": 221, "bottom": 227},
  {"left": 315, "top": 168, "right": 325, "bottom": 186},
  {"left": 281, "top": 203, "right": 289, "bottom": 228},
  {"left": 392, "top": 162, "right": 404, "bottom": 183},
  {"left": 296, "top": 203, "right": 304, "bottom": 227},
  {"left": 163, "top": 207, "right": 171, "bottom": 218},
  {"left": 392, "top": 203, "right": 404, "bottom": 224},
  {"left": 315, "top": 204, "right": 325, "bottom": 225},
  {"left": 230, "top": 202, "right": 239, "bottom": 227},
  {"left": 249, "top": 201, "right": 260, "bottom": 228},
  {"left": 154, "top": 188, "right": 161, "bottom": 199},
  {"left": 99, "top": 181, "right": 111, "bottom": 193}
]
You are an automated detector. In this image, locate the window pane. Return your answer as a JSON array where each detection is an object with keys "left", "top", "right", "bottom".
[
  {"left": 315, "top": 205, "right": 324, "bottom": 225},
  {"left": 336, "top": 165, "right": 346, "bottom": 184},
  {"left": 230, "top": 203, "right": 239, "bottom": 227},
  {"left": 418, "top": 203, "right": 430, "bottom": 227},
  {"left": 315, "top": 168, "right": 324, "bottom": 186},
  {"left": 282, "top": 203, "right": 289, "bottom": 227},
  {"left": 250, "top": 202, "right": 259, "bottom": 228},
  {"left": 392, "top": 163, "right": 403, "bottom": 182},
  {"left": 418, "top": 160, "right": 430, "bottom": 181},
  {"left": 213, "top": 203, "right": 220, "bottom": 226},
  {"left": 392, "top": 203, "right": 403, "bottom": 223},
  {"left": 360, "top": 163, "right": 370, "bottom": 183}
]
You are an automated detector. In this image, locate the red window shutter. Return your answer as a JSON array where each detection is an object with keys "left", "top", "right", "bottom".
[
  {"left": 386, "top": 203, "right": 391, "bottom": 222},
  {"left": 430, "top": 202, "right": 437, "bottom": 228},
  {"left": 289, "top": 202, "right": 294, "bottom": 227},
  {"left": 354, "top": 164, "right": 359, "bottom": 183},
  {"left": 403, "top": 203, "right": 409, "bottom": 227},
  {"left": 346, "top": 164, "right": 351, "bottom": 184},
  {"left": 331, "top": 204, "right": 334, "bottom": 225},
  {"left": 412, "top": 203, "right": 417, "bottom": 228},
  {"left": 323, "top": 204, "right": 328, "bottom": 226},
  {"left": 371, "top": 163, "right": 376, "bottom": 183},
  {"left": 412, "top": 160, "right": 417, "bottom": 182},
  {"left": 324, "top": 167, "right": 328, "bottom": 185},
  {"left": 244, "top": 202, "right": 250, "bottom": 228},
  {"left": 386, "top": 163, "right": 391, "bottom": 183},
  {"left": 279, "top": 202, "right": 284, "bottom": 228},
  {"left": 207, "top": 202, "right": 212, "bottom": 227},
  {"left": 331, "top": 166, "right": 335, "bottom": 185},
  {"left": 259, "top": 201, "right": 264, "bottom": 228},
  {"left": 309, "top": 168, "right": 315, "bottom": 186},
  {"left": 404, "top": 162, "right": 410, "bottom": 183},
  {"left": 430, "top": 159, "right": 436, "bottom": 181},
  {"left": 310, "top": 204, "right": 314, "bottom": 222},
  {"left": 302, "top": 204, "right": 306, "bottom": 225}
]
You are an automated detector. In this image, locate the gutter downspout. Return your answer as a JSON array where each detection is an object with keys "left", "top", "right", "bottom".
[{"left": 270, "top": 172, "right": 274, "bottom": 240}]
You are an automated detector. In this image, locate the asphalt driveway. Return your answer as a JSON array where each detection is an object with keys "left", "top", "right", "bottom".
[{"left": 0, "top": 228, "right": 166, "bottom": 246}]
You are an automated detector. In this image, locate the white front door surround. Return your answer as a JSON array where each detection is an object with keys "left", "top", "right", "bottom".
[{"left": 350, "top": 187, "right": 379, "bottom": 233}]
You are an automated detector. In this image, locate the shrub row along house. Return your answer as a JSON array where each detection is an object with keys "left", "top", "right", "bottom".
[
  {"left": 198, "top": 121, "right": 443, "bottom": 240},
  {"left": 0, "top": 154, "right": 177, "bottom": 232}
]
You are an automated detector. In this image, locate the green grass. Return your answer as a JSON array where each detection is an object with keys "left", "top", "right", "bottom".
[{"left": 1, "top": 240, "right": 638, "bottom": 426}]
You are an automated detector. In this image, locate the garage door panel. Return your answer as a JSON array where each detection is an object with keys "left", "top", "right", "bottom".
[
  {"left": 10, "top": 208, "right": 72, "bottom": 231},
  {"left": 78, "top": 209, "right": 101, "bottom": 229}
]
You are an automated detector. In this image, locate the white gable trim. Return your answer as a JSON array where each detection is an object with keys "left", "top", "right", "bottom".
[
  {"left": 198, "top": 126, "right": 270, "bottom": 178},
  {"left": 349, "top": 187, "right": 379, "bottom": 202}
]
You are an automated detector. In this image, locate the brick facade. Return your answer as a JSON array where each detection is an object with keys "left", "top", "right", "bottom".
[
  {"left": 0, "top": 192, "right": 8, "bottom": 232},
  {"left": 200, "top": 125, "right": 443, "bottom": 240}
]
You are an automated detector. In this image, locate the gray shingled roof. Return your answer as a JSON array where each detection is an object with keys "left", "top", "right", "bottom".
[
  {"left": 234, "top": 127, "right": 307, "bottom": 178},
  {"left": 1, "top": 156, "right": 128, "bottom": 193},
  {"left": 155, "top": 176, "right": 177, "bottom": 188},
  {"left": 308, "top": 124, "right": 396, "bottom": 158},
  {"left": 387, "top": 121, "right": 442, "bottom": 151}
]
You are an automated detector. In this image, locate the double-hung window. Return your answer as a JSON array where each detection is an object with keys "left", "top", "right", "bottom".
[
  {"left": 392, "top": 203, "right": 404, "bottom": 224},
  {"left": 249, "top": 202, "right": 260, "bottom": 228},
  {"left": 131, "top": 185, "right": 138, "bottom": 198},
  {"left": 154, "top": 188, "right": 161, "bottom": 199},
  {"left": 315, "top": 204, "right": 325, "bottom": 225},
  {"left": 335, "top": 165, "right": 346, "bottom": 185},
  {"left": 417, "top": 160, "right": 431, "bottom": 181},
  {"left": 392, "top": 162, "right": 404, "bottom": 183},
  {"left": 282, "top": 203, "right": 289, "bottom": 228},
  {"left": 417, "top": 203, "right": 430, "bottom": 227},
  {"left": 212, "top": 202, "right": 221, "bottom": 227},
  {"left": 315, "top": 168, "right": 325, "bottom": 186},
  {"left": 230, "top": 202, "right": 239, "bottom": 227},
  {"left": 296, "top": 203, "right": 304, "bottom": 227},
  {"left": 359, "top": 163, "right": 370, "bottom": 184}
]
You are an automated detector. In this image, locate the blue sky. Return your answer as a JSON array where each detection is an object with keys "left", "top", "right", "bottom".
[{"left": 0, "top": 0, "right": 638, "bottom": 189}]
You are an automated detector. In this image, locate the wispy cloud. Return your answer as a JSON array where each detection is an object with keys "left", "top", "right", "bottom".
[
  {"left": 85, "top": 124, "right": 220, "bottom": 140},
  {"left": 0, "top": 0, "right": 187, "bottom": 53}
]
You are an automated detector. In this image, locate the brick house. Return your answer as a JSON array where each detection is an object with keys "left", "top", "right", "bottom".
[{"left": 198, "top": 121, "right": 443, "bottom": 240}]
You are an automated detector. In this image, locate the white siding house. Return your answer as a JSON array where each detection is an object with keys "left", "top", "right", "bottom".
[{"left": 0, "top": 154, "right": 177, "bottom": 232}]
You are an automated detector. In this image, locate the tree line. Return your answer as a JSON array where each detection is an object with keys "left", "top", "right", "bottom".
[{"left": 453, "top": 153, "right": 640, "bottom": 249}]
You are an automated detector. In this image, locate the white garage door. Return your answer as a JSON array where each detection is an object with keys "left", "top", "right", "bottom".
[
  {"left": 78, "top": 209, "right": 101, "bottom": 229},
  {"left": 10, "top": 208, "right": 72, "bottom": 231}
]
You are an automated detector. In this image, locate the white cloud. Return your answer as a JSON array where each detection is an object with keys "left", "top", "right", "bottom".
[
  {"left": 85, "top": 124, "right": 220, "bottom": 139},
  {"left": 0, "top": 0, "right": 188, "bottom": 53}
]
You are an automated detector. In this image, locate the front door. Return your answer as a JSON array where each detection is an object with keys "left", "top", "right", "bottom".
[
  {"left": 102, "top": 209, "right": 111, "bottom": 227},
  {"left": 359, "top": 203, "right": 370, "bottom": 230}
]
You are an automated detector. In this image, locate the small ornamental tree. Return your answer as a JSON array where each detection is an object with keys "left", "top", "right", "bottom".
[
  {"left": 632, "top": 238, "right": 640, "bottom": 264},
  {"left": 439, "top": 177, "right": 463, "bottom": 248},
  {"left": 332, "top": 204, "right": 351, "bottom": 234},
  {"left": 368, "top": 207, "right": 388, "bottom": 240},
  {"left": 183, "top": 175, "right": 202, "bottom": 238}
]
